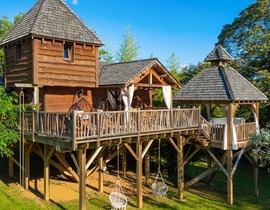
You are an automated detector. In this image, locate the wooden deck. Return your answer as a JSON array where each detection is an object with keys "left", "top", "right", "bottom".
[{"left": 21, "top": 108, "right": 257, "bottom": 150}]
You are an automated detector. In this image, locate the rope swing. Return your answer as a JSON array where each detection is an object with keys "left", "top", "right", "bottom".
[
  {"left": 109, "top": 143, "right": 127, "bottom": 210},
  {"left": 151, "top": 139, "right": 168, "bottom": 196}
]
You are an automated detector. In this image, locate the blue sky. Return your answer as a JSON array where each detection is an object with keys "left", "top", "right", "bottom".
[{"left": 1, "top": 0, "right": 256, "bottom": 68}]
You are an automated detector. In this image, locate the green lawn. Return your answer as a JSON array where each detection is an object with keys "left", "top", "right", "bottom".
[{"left": 0, "top": 158, "right": 269, "bottom": 210}]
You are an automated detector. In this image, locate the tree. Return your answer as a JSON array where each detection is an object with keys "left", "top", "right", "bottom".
[
  {"left": 166, "top": 52, "right": 181, "bottom": 81},
  {"left": 216, "top": 0, "right": 270, "bottom": 127},
  {"left": 99, "top": 40, "right": 114, "bottom": 62},
  {"left": 116, "top": 26, "right": 139, "bottom": 62},
  {"left": 250, "top": 128, "right": 270, "bottom": 168},
  {"left": 0, "top": 86, "right": 20, "bottom": 157}
]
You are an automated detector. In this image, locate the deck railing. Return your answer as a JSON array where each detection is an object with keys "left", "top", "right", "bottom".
[
  {"left": 211, "top": 122, "right": 256, "bottom": 144},
  {"left": 22, "top": 108, "right": 201, "bottom": 146}
]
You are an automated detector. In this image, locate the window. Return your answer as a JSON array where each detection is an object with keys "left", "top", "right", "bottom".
[
  {"left": 16, "top": 44, "right": 21, "bottom": 61},
  {"left": 63, "top": 43, "right": 73, "bottom": 60}
]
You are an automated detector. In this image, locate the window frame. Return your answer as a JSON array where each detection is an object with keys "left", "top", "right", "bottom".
[{"left": 63, "top": 43, "right": 73, "bottom": 61}]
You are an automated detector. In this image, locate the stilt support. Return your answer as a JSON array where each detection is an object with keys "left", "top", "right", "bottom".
[
  {"left": 44, "top": 145, "right": 50, "bottom": 201},
  {"left": 79, "top": 149, "right": 86, "bottom": 210},
  {"left": 177, "top": 136, "right": 184, "bottom": 201},
  {"left": 136, "top": 140, "right": 143, "bottom": 208}
]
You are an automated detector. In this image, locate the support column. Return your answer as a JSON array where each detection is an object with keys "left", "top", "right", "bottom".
[
  {"left": 79, "top": 149, "right": 86, "bottom": 210},
  {"left": 177, "top": 136, "right": 184, "bottom": 201},
  {"left": 44, "top": 145, "right": 50, "bottom": 201},
  {"left": 227, "top": 103, "right": 233, "bottom": 204},
  {"left": 136, "top": 140, "right": 143, "bottom": 208},
  {"left": 122, "top": 147, "right": 127, "bottom": 178},
  {"left": 144, "top": 150, "right": 150, "bottom": 185},
  {"left": 25, "top": 144, "right": 31, "bottom": 190},
  {"left": 9, "top": 156, "right": 14, "bottom": 177},
  {"left": 98, "top": 151, "right": 103, "bottom": 193}
]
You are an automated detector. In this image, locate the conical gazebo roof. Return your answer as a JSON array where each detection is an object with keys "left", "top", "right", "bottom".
[{"left": 173, "top": 46, "right": 268, "bottom": 103}]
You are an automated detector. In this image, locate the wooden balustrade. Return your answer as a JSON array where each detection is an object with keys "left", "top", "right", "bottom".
[
  {"left": 22, "top": 109, "right": 256, "bottom": 149},
  {"left": 211, "top": 122, "right": 257, "bottom": 144},
  {"left": 22, "top": 108, "right": 201, "bottom": 146}
]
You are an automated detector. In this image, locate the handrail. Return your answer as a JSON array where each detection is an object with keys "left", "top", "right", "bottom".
[
  {"left": 200, "top": 116, "right": 211, "bottom": 139},
  {"left": 22, "top": 108, "right": 201, "bottom": 147},
  {"left": 210, "top": 122, "right": 257, "bottom": 143}
]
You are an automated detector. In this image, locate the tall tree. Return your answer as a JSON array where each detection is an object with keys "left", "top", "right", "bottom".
[
  {"left": 99, "top": 40, "right": 115, "bottom": 62},
  {"left": 166, "top": 52, "right": 181, "bottom": 81},
  {"left": 217, "top": 0, "right": 270, "bottom": 127},
  {"left": 116, "top": 26, "right": 139, "bottom": 62}
]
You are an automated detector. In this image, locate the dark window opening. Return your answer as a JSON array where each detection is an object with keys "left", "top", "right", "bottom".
[
  {"left": 16, "top": 44, "right": 21, "bottom": 61},
  {"left": 64, "top": 43, "right": 73, "bottom": 60}
]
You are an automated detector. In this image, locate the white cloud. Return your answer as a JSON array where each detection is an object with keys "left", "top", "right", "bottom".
[{"left": 72, "top": 0, "right": 78, "bottom": 5}]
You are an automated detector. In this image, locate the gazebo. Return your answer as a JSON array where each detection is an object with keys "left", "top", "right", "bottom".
[{"left": 173, "top": 45, "right": 268, "bottom": 204}]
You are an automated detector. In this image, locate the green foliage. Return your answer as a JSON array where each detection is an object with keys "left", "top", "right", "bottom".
[
  {"left": 116, "top": 26, "right": 139, "bottom": 62},
  {"left": 0, "top": 87, "right": 20, "bottom": 157},
  {"left": 250, "top": 128, "right": 270, "bottom": 167},
  {"left": 99, "top": 41, "right": 114, "bottom": 62},
  {"left": 217, "top": 0, "right": 270, "bottom": 128}
]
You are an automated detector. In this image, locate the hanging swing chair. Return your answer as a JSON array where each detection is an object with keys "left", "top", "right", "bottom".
[
  {"left": 109, "top": 144, "right": 128, "bottom": 210},
  {"left": 151, "top": 139, "right": 168, "bottom": 197}
]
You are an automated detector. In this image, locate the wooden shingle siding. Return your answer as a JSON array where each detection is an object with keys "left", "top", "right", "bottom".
[
  {"left": 5, "top": 40, "right": 33, "bottom": 87},
  {"left": 36, "top": 39, "right": 98, "bottom": 87}
]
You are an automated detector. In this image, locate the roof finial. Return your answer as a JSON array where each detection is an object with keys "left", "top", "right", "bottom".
[{"left": 205, "top": 45, "right": 233, "bottom": 66}]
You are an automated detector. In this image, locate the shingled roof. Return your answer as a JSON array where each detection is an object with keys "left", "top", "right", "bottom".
[
  {"left": 205, "top": 45, "right": 233, "bottom": 62},
  {"left": 173, "top": 46, "right": 268, "bottom": 102},
  {"left": 99, "top": 58, "right": 181, "bottom": 87},
  {"left": 0, "top": 0, "right": 102, "bottom": 46}
]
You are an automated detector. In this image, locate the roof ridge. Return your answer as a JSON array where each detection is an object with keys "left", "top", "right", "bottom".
[
  {"left": 219, "top": 66, "right": 233, "bottom": 100},
  {"left": 30, "top": 0, "right": 45, "bottom": 34},
  {"left": 107, "top": 58, "right": 157, "bottom": 66}
]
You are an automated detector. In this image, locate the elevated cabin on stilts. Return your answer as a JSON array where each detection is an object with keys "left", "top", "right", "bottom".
[{"left": 173, "top": 45, "right": 268, "bottom": 204}]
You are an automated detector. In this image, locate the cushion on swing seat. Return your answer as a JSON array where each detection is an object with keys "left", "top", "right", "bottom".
[{"left": 109, "top": 192, "right": 127, "bottom": 208}]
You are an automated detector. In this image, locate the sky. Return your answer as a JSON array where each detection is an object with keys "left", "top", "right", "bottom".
[{"left": 0, "top": 0, "right": 256, "bottom": 69}]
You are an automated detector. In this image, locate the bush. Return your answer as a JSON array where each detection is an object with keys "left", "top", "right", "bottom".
[{"left": 0, "top": 87, "right": 20, "bottom": 157}]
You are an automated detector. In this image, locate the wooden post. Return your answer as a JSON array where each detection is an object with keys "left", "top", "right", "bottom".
[
  {"left": 79, "top": 149, "right": 86, "bottom": 210},
  {"left": 227, "top": 103, "right": 233, "bottom": 205},
  {"left": 177, "top": 136, "right": 184, "bottom": 201},
  {"left": 44, "top": 145, "right": 50, "bottom": 201},
  {"left": 25, "top": 144, "right": 31, "bottom": 190},
  {"left": 122, "top": 147, "right": 127, "bottom": 178},
  {"left": 9, "top": 156, "right": 14, "bottom": 177},
  {"left": 144, "top": 150, "right": 150, "bottom": 185},
  {"left": 98, "top": 151, "right": 103, "bottom": 193},
  {"left": 136, "top": 140, "right": 143, "bottom": 208}
]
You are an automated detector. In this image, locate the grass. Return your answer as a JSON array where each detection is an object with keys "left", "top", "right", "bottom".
[{"left": 0, "top": 157, "right": 270, "bottom": 210}]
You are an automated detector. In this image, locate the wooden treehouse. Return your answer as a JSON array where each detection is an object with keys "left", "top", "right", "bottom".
[{"left": 0, "top": 0, "right": 268, "bottom": 209}]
